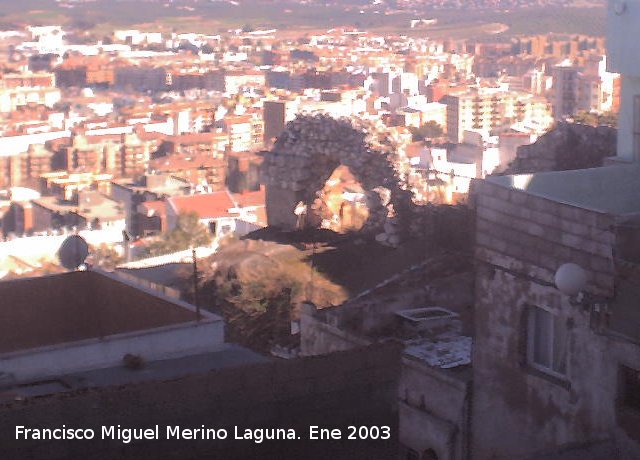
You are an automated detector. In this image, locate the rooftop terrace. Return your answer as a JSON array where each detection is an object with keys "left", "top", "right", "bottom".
[
  {"left": 0, "top": 270, "right": 216, "bottom": 355},
  {"left": 488, "top": 164, "right": 640, "bottom": 215}
]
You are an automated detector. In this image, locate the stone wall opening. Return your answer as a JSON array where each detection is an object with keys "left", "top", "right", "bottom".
[
  {"left": 261, "top": 114, "right": 414, "bottom": 244},
  {"left": 308, "top": 165, "right": 369, "bottom": 233}
]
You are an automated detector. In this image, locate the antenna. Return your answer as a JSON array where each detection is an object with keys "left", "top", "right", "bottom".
[
  {"left": 58, "top": 235, "right": 89, "bottom": 271},
  {"left": 191, "top": 246, "right": 201, "bottom": 321}
]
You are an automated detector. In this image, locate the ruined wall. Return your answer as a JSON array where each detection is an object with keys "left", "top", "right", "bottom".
[
  {"left": 300, "top": 307, "right": 372, "bottom": 356},
  {"left": 471, "top": 179, "right": 640, "bottom": 460},
  {"left": 0, "top": 344, "right": 401, "bottom": 460},
  {"left": 261, "top": 114, "right": 414, "bottom": 242},
  {"left": 503, "top": 122, "right": 616, "bottom": 175},
  {"left": 399, "top": 356, "right": 471, "bottom": 460},
  {"left": 265, "top": 186, "right": 302, "bottom": 231}
]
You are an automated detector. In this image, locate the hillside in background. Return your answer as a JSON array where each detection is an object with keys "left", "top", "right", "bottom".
[{"left": 0, "top": 0, "right": 606, "bottom": 38}]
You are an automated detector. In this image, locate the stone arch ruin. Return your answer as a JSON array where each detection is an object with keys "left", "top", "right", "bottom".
[{"left": 261, "top": 114, "right": 414, "bottom": 243}]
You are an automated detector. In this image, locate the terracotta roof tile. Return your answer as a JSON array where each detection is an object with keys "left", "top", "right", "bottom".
[
  {"left": 168, "top": 190, "right": 237, "bottom": 219},
  {"left": 232, "top": 187, "right": 265, "bottom": 208}
]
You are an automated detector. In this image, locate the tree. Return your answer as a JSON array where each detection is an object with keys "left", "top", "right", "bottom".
[
  {"left": 200, "top": 43, "right": 215, "bottom": 54},
  {"left": 177, "top": 41, "right": 199, "bottom": 54},
  {"left": 90, "top": 244, "right": 123, "bottom": 271},
  {"left": 573, "top": 111, "right": 618, "bottom": 127},
  {"left": 148, "top": 212, "right": 212, "bottom": 256},
  {"left": 410, "top": 121, "right": 444, "bottom": 142}
]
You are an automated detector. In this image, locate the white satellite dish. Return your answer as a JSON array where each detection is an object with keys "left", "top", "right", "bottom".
[{"left": 555, "top": 263, "right": 587, "bottom": 297}]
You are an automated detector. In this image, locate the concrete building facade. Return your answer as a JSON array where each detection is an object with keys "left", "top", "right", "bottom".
[
  {"left": 443, "top": 88, "right": 552, "bottom": 143},
  {"left": 470, "top": 168, "right": 640, "bottom": 460}
]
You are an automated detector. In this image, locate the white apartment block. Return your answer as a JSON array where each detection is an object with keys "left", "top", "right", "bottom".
[{"left": 443, "top": 87, "right": 552, "bottom": 143}]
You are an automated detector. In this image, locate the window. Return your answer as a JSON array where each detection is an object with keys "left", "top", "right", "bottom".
[
  {"left": 620, "top": 365, "right": 640, "bottom": 413},
  {"left": 527, "top": 306, "right": 568, "bottom": 376},
  {"left": 618, "top": 365, "right": 640, "bottom": 440}
]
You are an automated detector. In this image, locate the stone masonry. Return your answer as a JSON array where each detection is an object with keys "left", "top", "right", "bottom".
[{"left": 261, "top": 114, "right": 414, "bottom": 244}]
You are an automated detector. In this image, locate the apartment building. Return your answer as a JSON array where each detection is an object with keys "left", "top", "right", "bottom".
[
  {"left": 0, "top": 72, "right": 61, "bottom": 113},
  {"left": 224, "top": 70, "right": 265, "bottom": 95},
  {"left": 222, "top": 113, "right": 263, "bottom": 152},
  {"left": 551, "top": 56, "right": 618, "bottom": 120},
  {"left": 159, "top": 132, "right": 228, "bottom": 158},
  {"left": 443, "top": 87, "right": 552, "bottom": 142},
  {"left": 114, "top": 65, "right": 169, "bottom": 92},
  {"left": 551, "top": 62, "right": 580, "bottom": 120},
  {"left": 149, "top": 153, "right": 227, "bottom": 191},
  {"left": 63, "top": 132, "right": 153, "bottom": 178},
  {"left": 54, "top": 56, "right": 115, "bottom": 88},
  {"left": 39, "top": 171, "right": 113, "bottom": 201},
  {"left": 111, "top": 173, "right": 191, "bottom": 237}
]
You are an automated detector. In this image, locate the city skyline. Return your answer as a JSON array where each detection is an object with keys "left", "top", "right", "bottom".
[{"left": 0, "top": 2, "right": 637, "bottom": 460}]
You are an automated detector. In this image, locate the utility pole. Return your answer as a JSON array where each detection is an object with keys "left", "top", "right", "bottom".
[
  {"left": 192, "top": 247, "right": 201, "bottom": 321},
  {"left": 309, "top": 240, "right": 316, "bottom": 303}
]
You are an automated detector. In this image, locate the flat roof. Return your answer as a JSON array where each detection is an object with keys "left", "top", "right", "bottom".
[
  {"left": 116, "top": 263, "right": 191, "bottom": 290},
  {"left": 487, "top": 164, "right": 640, "bottom": 215},
  {"left": 0, "top": 270, "right": 219, "bottom": 355},
  {"left": 310, "top": 254, "right": 474, "bottom": 378},
  {"left": 34, "top": 194, "right": 124, "bottom": 222},
  {"left": 0, "top": 345, "right": 267, "bottom": 401}
]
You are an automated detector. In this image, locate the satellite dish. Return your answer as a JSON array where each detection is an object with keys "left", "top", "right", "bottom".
[
  {"left": 555, "top": 263, "right": 587, "bottom": 297},
  {"left": 58, "top": 235, "right": 89, "bottom": 271}
]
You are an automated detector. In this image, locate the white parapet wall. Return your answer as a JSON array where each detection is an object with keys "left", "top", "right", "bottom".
[
  {"left": 0, "top": 227, "right": 126, "bottom": 267},
  {"left": 0, "top": 316, "right": 224, "bottom": 383}
]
